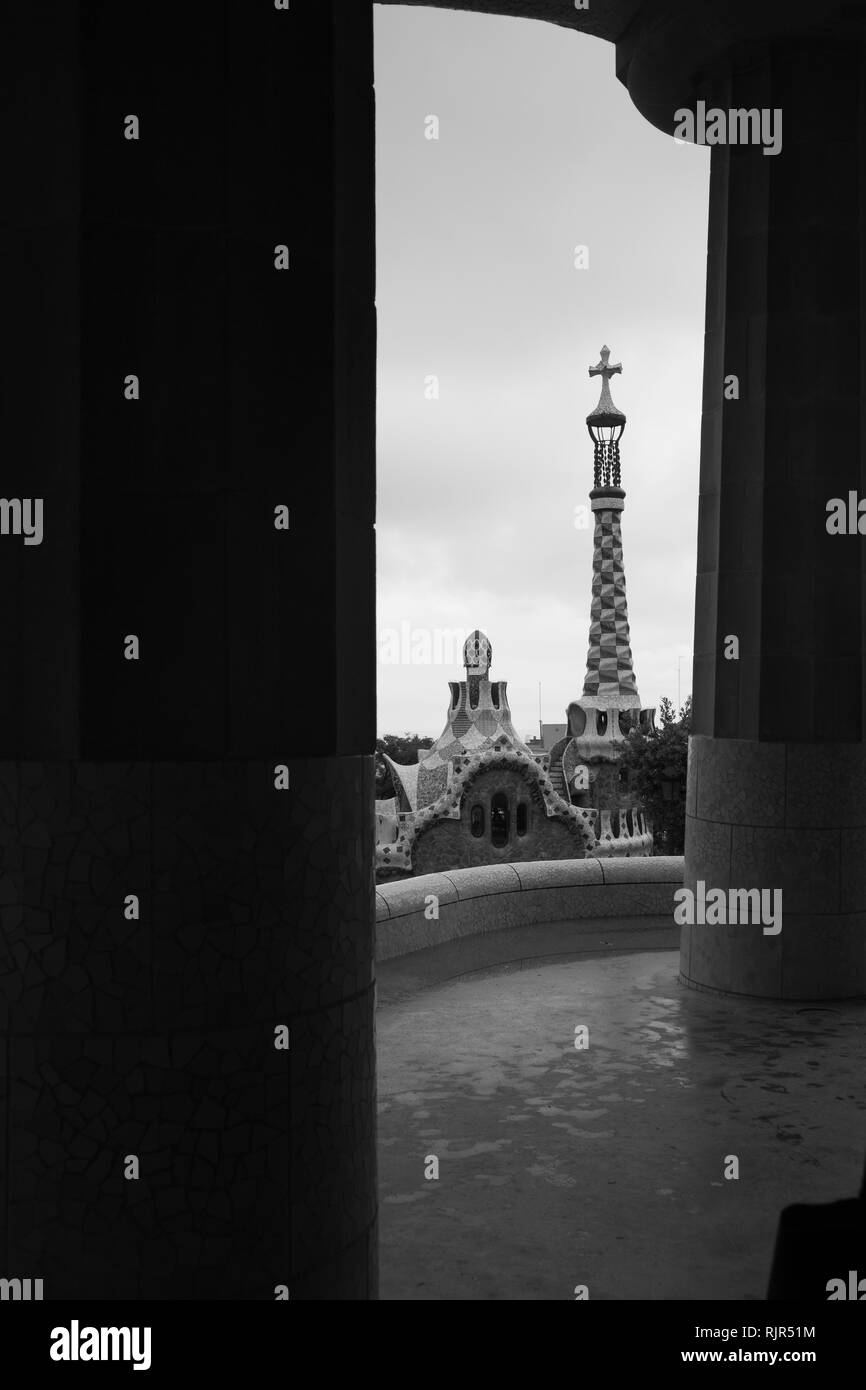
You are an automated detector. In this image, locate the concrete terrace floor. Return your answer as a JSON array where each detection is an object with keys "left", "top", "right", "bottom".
[{"left": 375, "top": 922, "right": 866, "bottom": 1300}]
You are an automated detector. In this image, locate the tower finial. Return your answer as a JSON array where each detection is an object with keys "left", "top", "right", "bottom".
[
  {"left": 586, "top": 343, "right": 626, "bottom": 487},
  {"left": 587, "top": 345, "right": 626, "bottom": 424},
  {"left": 463, "top": 629, "right": 492, "bottom": 676}
]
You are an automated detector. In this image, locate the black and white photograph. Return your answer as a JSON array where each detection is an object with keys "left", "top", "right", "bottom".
[{"left": 1, "top": 0, "right": 865, "bottom": 1366}]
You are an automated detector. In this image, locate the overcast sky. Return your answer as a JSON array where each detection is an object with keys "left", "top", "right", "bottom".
[{"left": 374, "top": 5, "right": 710, "bottom": 739}]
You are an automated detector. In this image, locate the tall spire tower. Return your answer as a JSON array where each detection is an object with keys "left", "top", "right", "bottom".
[
  {"left": 546, "top": 344, "right": 655, "bottom": 829},
  {"left": 582, "top": 345, "right": 641, "bottom": 710}
]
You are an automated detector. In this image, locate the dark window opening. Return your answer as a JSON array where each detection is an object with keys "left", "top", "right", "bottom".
[
  {"left": 470, "top": 804, "right": 485, "bottom": 837},
  {"left": 491, "top": 682, "right": 500, "bottom": 709},
  {"left": 490, "top": 792, "right": 509, "bottom": 847},
  {"left": 516, "top": 804, "right": 527, "bottom": 837},
  {"left": 596, "top": 710, "right": 608, "bottom": 736},
  {"left": 569, "top": 704, "right": 586, "bottom": 737}
]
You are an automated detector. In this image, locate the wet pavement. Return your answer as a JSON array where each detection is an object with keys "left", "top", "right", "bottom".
[{"left": 376, "top": 944, "right": 866, "bottom": 1300}]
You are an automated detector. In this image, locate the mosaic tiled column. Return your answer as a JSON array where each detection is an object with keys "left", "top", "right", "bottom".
[
  {"left": 0, "top": 0, "right": 377, "bottom": 1297},
  {"left": 681, "top": 41, "right": 866, "bottom": 999},
  {"left": 583, "top": 489, "right": 641, "bottom": 707}
]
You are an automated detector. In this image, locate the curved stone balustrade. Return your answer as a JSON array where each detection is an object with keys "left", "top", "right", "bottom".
[{"left": 375, "top": 855, "right": 684, "bottom": 961}]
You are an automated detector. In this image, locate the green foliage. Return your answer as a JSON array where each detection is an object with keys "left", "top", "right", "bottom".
[
  {"left": 620, "top": 696, "right": 691, "bottom": 854},
  {"left": 375, "top": 733, "right": 434, "bottom": 799}
]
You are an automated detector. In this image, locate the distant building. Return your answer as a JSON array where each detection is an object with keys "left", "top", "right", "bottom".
[
  {"left": 525, "top": 724, "right": 567, "bottom": 752},
  {"left": 540, "top": 722, "right": 567, "bottom": 750},
  {"left": 375, "top": 346, "right": 654, "bottom": 879}
]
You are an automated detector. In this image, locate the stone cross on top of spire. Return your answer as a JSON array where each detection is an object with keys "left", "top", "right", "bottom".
[{"left": 586, "top": 345, "right": 626, "bottom": 426}]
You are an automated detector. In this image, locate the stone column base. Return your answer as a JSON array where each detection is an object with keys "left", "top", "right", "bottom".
[
  {"left": 0, "top": 756, "right": 376, "bottom": 1298},
  {"left": 681, "top": 736, "right": 866, "bottom": 1000}
]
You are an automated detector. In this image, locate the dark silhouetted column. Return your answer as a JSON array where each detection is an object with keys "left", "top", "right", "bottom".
[
  {"left": 681, "top": 40, "right": 866, "bottom": 999},
  {"left": 0, "top": 0, "right": 376, "bottom": 1298},
  {"left": 602, "top": 0, "right": 866, "bottom": 999}
]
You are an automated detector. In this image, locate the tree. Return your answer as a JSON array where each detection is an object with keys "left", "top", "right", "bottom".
[
  {"left": 375, "top": 733, "right": 434, "bottom": 800},
  {"left": 619, "top": 696, "right": 691, "bottom": 854}
]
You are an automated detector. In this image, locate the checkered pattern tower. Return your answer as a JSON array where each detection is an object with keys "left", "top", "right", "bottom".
[{"left": 583, "top": 345, "right": 641, "bottom": 710}]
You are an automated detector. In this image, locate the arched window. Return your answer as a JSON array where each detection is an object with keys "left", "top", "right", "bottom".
[
  {"left": 596, "top": 710, "right": 608, "bottom": 736},
  {"left": 516, "top": 803, "right": 527, "bottom": 837},
  {"left": 490, "top": 792, "right": 509, "bottom": 847},
  {"left": 470, "top": 804, "right": 485, "bottom": 837}
]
